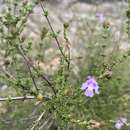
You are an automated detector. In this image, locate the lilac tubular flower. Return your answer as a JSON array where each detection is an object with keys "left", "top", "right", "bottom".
[
  {"left": 115, "top": 117, "right": 127, "bottom": 130},
  {"left": 81, "top": 76, "right": 99, "bottom": 97}
]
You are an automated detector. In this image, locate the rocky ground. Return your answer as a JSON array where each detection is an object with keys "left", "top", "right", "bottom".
[{"left": 22, "top": 0, "right": 129, "bottom": 47}]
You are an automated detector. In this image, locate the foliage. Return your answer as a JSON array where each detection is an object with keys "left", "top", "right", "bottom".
[{"left": 0, "top": 0, "right": 130, "bottom": 130}]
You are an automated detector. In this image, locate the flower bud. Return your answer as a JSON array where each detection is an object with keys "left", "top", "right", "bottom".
[{"left": 37, "top": 93, "right": 44, "bottom": 101}]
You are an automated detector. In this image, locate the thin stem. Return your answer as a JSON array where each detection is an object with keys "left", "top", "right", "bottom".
[
  {"left": 63, "top": 26, "right": 71, "bottom": 70},
  {"left": 0, "top": 96, "right": 35, "bottom": 101},
  {"left": 39, "top": 115, "right": 53, "bottom": 130},
  {"left": 18, "top": 45, "right": 57, "bottom": 96},
  {"left": 30, "top": 111, "right": 46, "bottom": 130},
  {"left": 1, "top": 65, "right": 32, "bottom": 94},
  {"left": 31, "top": 64, "right": 57, "bottom": 95},
  {"left": 0, "top": 95, "right": 50, "bottom": 102},
  {"left": 18, "top": 46, "right": 39, "bottom": 92},
  {"left": 39, "top": 0, "right": 69, "bottom": 64}
]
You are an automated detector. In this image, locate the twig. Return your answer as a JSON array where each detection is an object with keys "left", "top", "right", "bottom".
[
  {"left": 63, "top": 24, "right": 71, "bottom": 69},
  {"left": 18, "top": 45, "right": 57, "bottom": 96},
  {"left": 39, "top": 0, "right": 69, "bottom": 64},
  {"left": 30, "top": 111, "right": 46, "bottom": 130},
  {"left": 32, "top": 65, "right": 57, "bottom": 95},
  {"left": 39, "top": 115, "right": 53, "bottom": 130},
  {"left": 0, "top": 95, "right": 50, "bottom": 102},
  {"left": 1, "top": 65, "right": 32, "bottom": 92},
  {"left": 0, "top": 96, "right": 35, "bottom": 101},
  {"left": 1, "top": 66, "right": 16, "bottom": 81},
  {"left": 18, "top": 46, "right": 39, "bottom": 92}
]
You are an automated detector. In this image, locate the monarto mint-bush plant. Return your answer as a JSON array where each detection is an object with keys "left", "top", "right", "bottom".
[{"left": 0, "top": 0, "right": 130, "bottom": 130}]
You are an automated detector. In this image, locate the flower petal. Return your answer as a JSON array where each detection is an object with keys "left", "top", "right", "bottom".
[
  {"left": 115, "top": 122, "right": 123, "bottom": 130},
  {"left": 85, "top": 89, "right": 94, "bottom": 97},
  {"left": 81, "top": 82, "right": 88, "bottom": 90},
  {"left": 120, "top": 117, "right": 127, "bottom": 124}
]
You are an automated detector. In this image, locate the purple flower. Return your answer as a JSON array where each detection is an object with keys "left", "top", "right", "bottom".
[
  {"left": 96, "top": 13, "right": 105, "bottom": 24},
  {"left": 81, "top": 76, "right": 99, "bottom": 97},
  {"left": 115, "top": 117, "right": 127, "bottom": 130}
]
